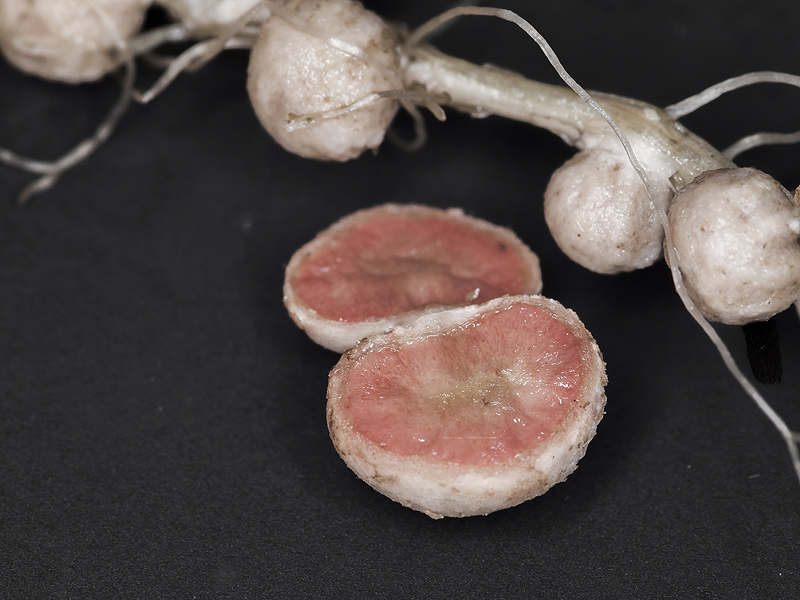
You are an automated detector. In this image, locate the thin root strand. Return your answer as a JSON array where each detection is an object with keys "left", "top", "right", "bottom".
[
  {"left": 666, "top": 71, "right": 800, "bottom": 119},
  {"left": 724, "top": 129, "right": 800, "bottom": 160},
  {"left": 386, "top": 100, "right": 428, "bottom": 152},
  {"left": 285, "top": 89, "right": 447, "bottom": 132},
  {"left": 5, "top": 54, "right": 136, "bottom": 205},
  {"left": 135, "top": 4, "right": 266, "bottom": 104}
]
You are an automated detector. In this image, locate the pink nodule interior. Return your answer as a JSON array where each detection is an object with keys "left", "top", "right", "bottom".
[
  {"left": 342, "top": 304, "right": 584, "bottom": 466},
  {"left": 292, "top": 213, "right": 532, "bottom": 321}
]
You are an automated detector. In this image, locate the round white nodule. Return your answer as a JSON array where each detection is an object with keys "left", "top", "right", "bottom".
[
  {"left": 0, "top": 0, "right": 150, "bottom": 83},
  {"left": 247, "top": 0, "right": 403, "bottom": 162},
  {"left": 669, "top": 167, "right": 800, "bottom": 325}
]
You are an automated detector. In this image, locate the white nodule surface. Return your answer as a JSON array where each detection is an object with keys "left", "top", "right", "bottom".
[
  {"left": 246, "top": 0, "right": 402, "bottom": 162},
  {"left": 544, "top": 148, "right": 668, "bottom": 274},
  {"left": 669, "top": 167, "right": 800, "bottom": 325},
  {"left": 0, "top": 0, "right": 150, "bottom": 83}
]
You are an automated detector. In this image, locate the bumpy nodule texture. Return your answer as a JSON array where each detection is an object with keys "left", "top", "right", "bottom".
[
  {"left": 327, "top": 295, "right": 607, "bottom": 518},
  {"left": 0, "top": 0, "right": 150, "bottom": 83},
  {"left": 284, "top": 204, "right": 543, "bottom": 353},
  {"left": 158, "top": 0, "right": 261, "bottom": 35},
  {"left": 246, "top": 0, "right": 403, "bottom": 161},
  {"left": 544, "top": 149, "right": 666, "bottom": 274},
  {"left": 668, "top": 167, "right": 800, "bottom": 325}
]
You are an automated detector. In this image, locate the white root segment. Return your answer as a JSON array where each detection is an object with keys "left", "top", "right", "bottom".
[
  {"left": 402, "top": 36, "right": 732, "bottom": 190},
  {"left": 2, "top": 0, "right": 797, "bottom": 490},
  {"left": 401, "top": 11, "right": 731, "bottom": 275},
  {"left": 665, "top": 71, "right": 800, "bottom": 119},
  {"left": 0, "top": 53, "right": 137, "bottom": 204},
  {"left": 668, "top": 168, "right": 800, "bottom": 325},
  {"left": 327, "top": 295, "right": 607, "bottom": 518},
  {"left": 664, "top": 71, "right": 800, "bottom": 160},
  {"left": 135, "top": 2, "right": 268, "bottom": 104},
  {"left": 246, "top": 0, "right": 403, "bottom": 161},
  {"left": 724, "top": 130, "right": 800, "bottom": 161},
  {"left": 0, "top": 0, "right": 150, "bottom": 83}
]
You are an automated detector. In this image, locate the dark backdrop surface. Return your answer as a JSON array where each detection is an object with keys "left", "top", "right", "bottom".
[{"left": 1, "top": 1, "right": 799, "bottom": 598}]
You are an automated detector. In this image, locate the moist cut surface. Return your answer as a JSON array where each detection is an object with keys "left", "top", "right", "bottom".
[
  {"left": 342, "top": 304, "right": 583, "bottom": 466},
  {"left": 327, "top": 295, "right": 606, "bottom": 518},
  {"left": 284, "top": 204, "right": 542, "bottom": 352},
  {"left": 293, "top": 209, "right": 537, "bottom": 321}
]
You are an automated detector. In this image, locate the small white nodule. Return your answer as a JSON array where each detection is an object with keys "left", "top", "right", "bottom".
[
  {"left": 669, "top": 167, "right": 800, "bottom": 325},
  {"left": 246, "top": 0, "right": 403, "bottom": 162},
  {"left": 544, "top": 149, "right": 666, "bottom": 274},
  {"left": 0, "top": 0, "right": 151, "bottom": 83}
]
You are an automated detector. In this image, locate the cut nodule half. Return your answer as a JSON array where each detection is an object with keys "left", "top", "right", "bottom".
[
  {"left": 284, "top": 204, "right": 543, "bottom": 352},
  {"left": 327, "top": 294, "right": 607, "bottom": 518}
]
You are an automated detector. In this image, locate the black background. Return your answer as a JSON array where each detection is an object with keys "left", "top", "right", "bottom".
[{"left": 2, "top": 1, "right": 800, "bottom": 597}]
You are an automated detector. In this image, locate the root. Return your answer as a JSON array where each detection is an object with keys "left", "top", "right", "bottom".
[
  {"left": 639, "top": 87, "right": 800, "bottom": 487},
  {"left": 1, "top": 17, "right": 226, "bottom": 200},
  {"left": 666, "top": 71, "right": 800, "bottom": 118},
  {"left": 410, "top": 5, "right": 800, "bottom": 487},
  {"left": 0, "top": 55, "right": 136, "bottom": 205},
  {"left": 0, "top": 3, "right": 137, "bottom": 203},
  {"left": 134, "top": 37, "right": 220, "bottom": 103},
  {"left": 0, "top": 5, "right": 178, "bottom": 202},
  {"left": 419, "top": 0, "right": 483, "bottom": 40},
  {"left": 129, "top": 23, "right": 189, "bottom": 56},
  {"left": 135, "top": 26, "right": 259, "bottom": 71},
  {"left": 285, "top": 89, "right": 447, "bottom": 132},
  {"left": 407, "top": 5, "right": 659, "bottom": 194},
  {"left": 668, "top": 71, "right": 800, "bottom": 159},
  {"left": 386, "top": 101, "right": 429, "bottom": 152},
  {"left": 134, "top": 4, "right": 267, "bottom": 104},
  {"left": 724, "top": 129, "right": 800, "bottom": 160}
]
